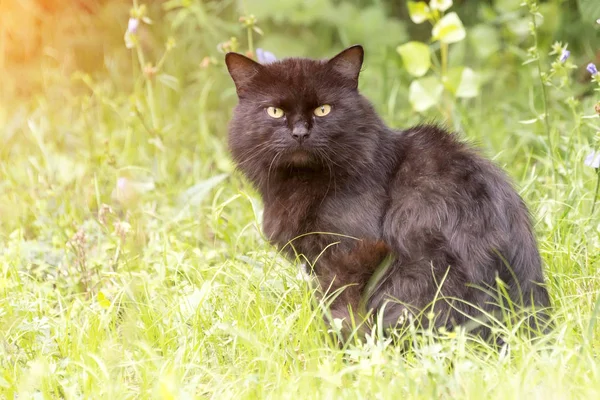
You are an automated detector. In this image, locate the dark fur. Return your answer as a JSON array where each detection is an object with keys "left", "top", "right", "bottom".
[{"left": 225, "top": 46, "right": 551, "bottom": 337}]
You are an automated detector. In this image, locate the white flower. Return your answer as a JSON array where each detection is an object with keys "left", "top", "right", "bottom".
[
  {"left": 430, "top": 0, "right": 453, "bottom": 12},
  {"left": 124, "top": 18, "right": 140, "bottom": 49},
  {"left": 585, "top": 151, "right": 600, "bottom": 169},
  {"left": 128, "top": 18, "right": 139, "bottom": 34}
]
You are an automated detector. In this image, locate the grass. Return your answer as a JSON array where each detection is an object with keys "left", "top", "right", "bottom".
[{"left": 1, "top": 1, "right": 600, "bottom": 398}]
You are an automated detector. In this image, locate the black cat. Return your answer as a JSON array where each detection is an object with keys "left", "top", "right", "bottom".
[{"left": 225, "top": 45, "right": 550, "bottom": 338}]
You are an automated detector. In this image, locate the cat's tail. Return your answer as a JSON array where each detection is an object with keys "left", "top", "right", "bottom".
[{"left": 504, "top": 207, "right": 553, "bottom": 335}]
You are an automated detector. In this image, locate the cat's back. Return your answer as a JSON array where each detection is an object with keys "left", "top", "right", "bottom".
[
  {"left": 381, "top": 124, "right": 549, "bottom": 318},
  {"left": 385, "top": 124, "right": 533, "bottom": 259},
  {"left": 390, "top": 124, "right": 512, "bottom": 204},
  {"left": 384, "top": 124, "right": 543, "bottom": 280}
]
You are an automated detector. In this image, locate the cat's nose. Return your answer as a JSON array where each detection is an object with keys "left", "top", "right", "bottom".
[{"left": 291, "top": 125, "right": 310, "bottom": 143}]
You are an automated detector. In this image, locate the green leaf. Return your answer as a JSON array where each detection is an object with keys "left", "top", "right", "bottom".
[
  {"left": 494, "top": 0, "right": 521, "bottom": 13},
  {"left": 0, "top": 375, "right": 10, "bottom": 389},
  {"left": 444, "top": 66, "right": 464, "bottom": 94},
  {"left": 432, "top": 12, "right": 466, "bottom": 43},
  {"left": 179, "top": 282, "right": 212, "bottom": 320},
  {"left": 443, "top": 67, "right": 479, "bottom": 99},
  {"left": 456, "top": 67, "right": 480, "bottom": 98},
  {"left": 407, "top": 1, "right": 431, "bottom": 24},
  {"left": 396, "top": 42, "right": 431, "bottom": 77},
  {"left": 430, "top": 0, "right": 453, "bottom": 12},
  {"left": 469, "top": 24, "right": 500, "bottom": 59},
  {"left": 409, "top": 76, "right": 444, "bottom": 112},
  {"left": 359, "top": 253, "right": 395, "bottom": 317},
  {"left": 178, "top": 173, "right": 229, "bottom": 206},
  {"left": 538, "top": 3, "right": 560, "bottom": 35},
  {"left": 98, "top": 292, "right": 111, "bottom": 309},
  {"left": 158, "top": 74, "right": 180, "bottom": 91},
  {"left": 579, "top": 0, "right": 600, "bottom": 21},
  {"left": 518, "top": 118, "right": 540, "bottom": 125}
]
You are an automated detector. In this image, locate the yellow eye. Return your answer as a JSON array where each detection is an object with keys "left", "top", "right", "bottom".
[
  {"left": 266, "top": 106, "right": 284, "bottom": 118},
  {"left": 314, "top": 104, "right": 331, "bottom": 117}
]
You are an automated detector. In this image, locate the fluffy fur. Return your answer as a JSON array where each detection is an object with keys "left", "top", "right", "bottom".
[{"left": 225, "top": 45, "right": 550, "bottom": 337}]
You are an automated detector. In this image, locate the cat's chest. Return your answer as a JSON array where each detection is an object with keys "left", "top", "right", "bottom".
[
  {"left": 263, "top": 190, "right": 312, "bottom": 244},
  {"left": 319, "top": 189, "right": 383, "bottom": 239},
  {"left": 262, "top": 181, "right": 384, "bottom": 256}
]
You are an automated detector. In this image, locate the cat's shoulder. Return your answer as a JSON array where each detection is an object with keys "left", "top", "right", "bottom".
[
  {"left": 396, "top": 124, "right": 464, "bottom": 151},
  {"left": 391, "top": 124, "right": 500, "bottom": 184}
]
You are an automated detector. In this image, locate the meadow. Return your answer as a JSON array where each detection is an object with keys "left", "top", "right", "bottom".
[{"left": 1, "top": 0, "right": 600, "bottom": 398}]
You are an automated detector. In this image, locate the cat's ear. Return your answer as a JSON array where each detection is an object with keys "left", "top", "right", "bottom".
[
  {"left": 225, "top": 52, "right": 262, "bottom": 93},
  {"left": 327, "top": 45, "right": 364, "bottom": 88}
]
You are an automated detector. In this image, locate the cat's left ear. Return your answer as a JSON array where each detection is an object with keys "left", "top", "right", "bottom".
[{"left": 327, "top": 45, "right": 364, "bottom": 88}]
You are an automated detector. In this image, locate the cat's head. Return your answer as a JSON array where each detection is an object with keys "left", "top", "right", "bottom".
[{"left": 225, "top": 45, "right": 381, "bottom": 184}]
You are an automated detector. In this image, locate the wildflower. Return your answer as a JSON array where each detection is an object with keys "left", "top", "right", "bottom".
[
  {"left": 166, "top": 37, "right": 176, "bottom": 52},
  {"left": 595, "top": 102, "right": 600, "bottom": 115},
  {"left": 127, "top": 18, "right": 139, "bottom": 34},
  {"left": 587, "top": 63, "right": 598, "bottom": 75},
  {"left": 143, "top": 63, "right": 157, "bottom": 79},
  {"left": 217, "top": 37, "right": 239, "bottom": 54},
  {"left": 585, "top": 151, "right": 600, "bottom": 169},
  {"left": 430, "top": 0, "right": 453, "bottom": 12},
  {"left": 559, "top": 49, "right": 570, "bottom": 63},
  {"left": 200, "top": 56, "right": 211, "bottom": 68},
  {"left": 239, "top": 14, "right": 258, "bottom": 28},
  {"left": 124, "top": 18, "right": 139, "bottom": 49},
  {"left": 69, "top": 228, "right": 87, "bottom": 248},
  {"left": 114, "top": 220, "right": 132, "bottom": 241},
  {"left": 117, "top": 177, "right": 129, "bottom": 191},
  {"left": 98, "top": 204, "right": 113, "bottom": 225},
  {"left": 256, "top": 48, "right": 276, "bottom": 64},
  {"left": 113, "top": 177, "right": 136, "bottom": 205}
]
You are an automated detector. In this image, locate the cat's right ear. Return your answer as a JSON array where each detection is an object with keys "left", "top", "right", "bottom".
[{"left": 225, "top": 52, "right": 262, "bottom": 94}]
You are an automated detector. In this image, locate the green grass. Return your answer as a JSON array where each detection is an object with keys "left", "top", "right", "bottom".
[{"left": 1, "top": 1, "right": 600, "bottom": 398}]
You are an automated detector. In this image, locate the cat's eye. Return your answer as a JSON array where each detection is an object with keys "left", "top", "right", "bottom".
[
  {"left": 266, "top": 106, "right": 285, "bottom": 119},
  {"left": 314, "top": 104, "right": 332, "bottom": 117}
]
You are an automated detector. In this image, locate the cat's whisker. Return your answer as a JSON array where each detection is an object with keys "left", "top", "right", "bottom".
[
  {"left": 237, "top": 141, "right": 271, "bottom": 159},
  {"left": 265, "top": 151, "right": 282, "bottom": 199},
  {"left": 234, "top": 143, "right": 272, "bottom": 168},
  {"left": 313, "top": 148, "right": 334, "bottom": 203}
]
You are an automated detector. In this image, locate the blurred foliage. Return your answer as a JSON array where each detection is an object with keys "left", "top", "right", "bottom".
[
  {"left": 1, "top": 0, "right": 600, "bottom": 397},
  {"left": 1, "top": 0, "right": 600, "bottom": 234},
  {"left": 1, "top": 0, "right": 598, "bottom": 108}
]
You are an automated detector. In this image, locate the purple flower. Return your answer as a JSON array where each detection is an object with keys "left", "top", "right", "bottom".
[
  {"left": 587, "top": 63, "right": 598, "bottom": 75},
  {"left": 256, "top": 48, "right": 277, "bottom": 64},
  {"left": 585, "top": 151, "right": 600, "bottom": 169},
  {"left": 128, "top": 18, "right": 139, "bottom": 34},
  {"left": 559, "top": 50, "right": 570, "bottom": 63}
]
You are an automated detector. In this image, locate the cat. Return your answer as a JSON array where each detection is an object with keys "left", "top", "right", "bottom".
[{"left": 225, "top": 45, "right": 551, "bottom": 339}]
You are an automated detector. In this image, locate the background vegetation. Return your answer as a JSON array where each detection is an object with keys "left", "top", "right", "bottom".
[{"left": 1, "top": 0, "right": 600, "bottom": 398}]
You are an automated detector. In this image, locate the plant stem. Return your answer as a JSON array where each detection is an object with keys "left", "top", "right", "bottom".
[
  {"left": 440, "top": 42, "right": 451, "bottom": 121},
  {"left": 136, "top": 45, "right": 159, "bottom": 131},
  {"left": 247, "top": 27, "right": 254, "bottom": 56},
  {"left": 591, "top": 170, "right": 600, "bottom": 216},
  {"left": 530, "top": 12, "right": 554, "bottom": 167},
  {"left": 441, "top": 42, "right": 448, "bottom": 78}
]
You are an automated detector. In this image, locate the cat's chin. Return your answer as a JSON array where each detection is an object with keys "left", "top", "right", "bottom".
[{"left": 281, "top": 149, "right": 316, "bottom": 167}]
